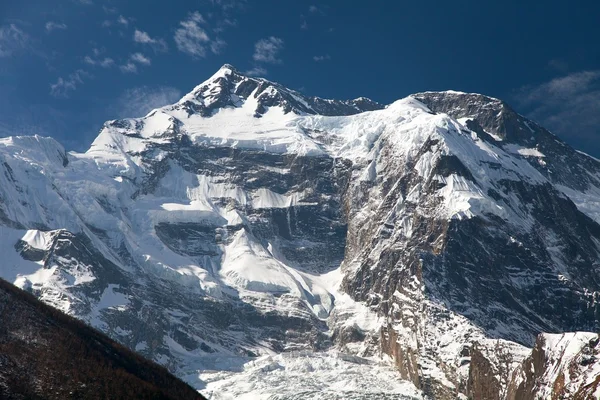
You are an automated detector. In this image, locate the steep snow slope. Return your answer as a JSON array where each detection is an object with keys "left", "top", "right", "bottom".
[{"left": 0, "top": 65, "right": 599, "bottom": 399}]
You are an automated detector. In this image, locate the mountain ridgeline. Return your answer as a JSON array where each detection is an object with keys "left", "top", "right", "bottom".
[{"left": 0, "top": 65, "right": 599, "bottom": 399}]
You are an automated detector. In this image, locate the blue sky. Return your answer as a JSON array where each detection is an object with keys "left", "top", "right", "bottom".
[{"left": 1, "top": 0, "right": 599, "bottom": 155}]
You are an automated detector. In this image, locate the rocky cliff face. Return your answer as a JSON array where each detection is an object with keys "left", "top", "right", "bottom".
[
  {"left": 0, "top": 65, "right": 598, "bottom": 399},
  {"left": 507, "top": 332, "right": 600, "bottom": 399}
]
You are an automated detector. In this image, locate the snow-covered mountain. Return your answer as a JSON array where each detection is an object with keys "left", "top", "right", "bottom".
[{"left": 0, "top": 64, "right": 599, "bottom": 399}]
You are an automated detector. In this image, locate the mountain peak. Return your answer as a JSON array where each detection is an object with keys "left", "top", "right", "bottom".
[
  {"left": 219, "top": 63, "right": 238, "bottom": 73},
  {"left": 172, "top": 64, "right": 384, "bottom": 118},
  {"left": 412, "top": 90, "right": 536, "bottom": 143}
]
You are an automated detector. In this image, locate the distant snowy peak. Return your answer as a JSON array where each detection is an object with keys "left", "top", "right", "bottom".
[
  {"left": 0, "top": 135, "right": 69, "bottom": 168},
  {"left": 173, "top": 64, "right": 384, "bottom": 118}
]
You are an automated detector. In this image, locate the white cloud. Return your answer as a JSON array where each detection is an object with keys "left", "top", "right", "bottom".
[
  {"left": 0, "top": 24, "right": 29, "bottom": 57},
  {"left": 518, "top": 71, "right": 600, "bottom": 104},
  {"left": 244, "top": 66, "right": 267, "bottom": 77},
  {"left": 45, "top": 22, "right": 67, "bottom": 33},
  {"left": 133, "top": 30, "right": 152, "bottom": 43},
  {"left": 210, "top": 0, "right": 246, "bottom": 11},
  {"left": 210, "top": 38, "right": 226, "bottom": 54},
  {"left": 252, "top": 36, "right": 284, "bottom": 64},
  {"left": 300, "top": 19, "right": 308, "bottom": 30},
  {"left": 313, "top": 54, "right": 331, "bottom": 62},
  {"left": 119, "top": 62, "right": 137, "bottom": 73},
  {"left": 117, "top": 15, "right": 129, "bottom": 26},
  {"left": 119, "top": 53, "right": 151, "bottom": 73},
  {"left": 84, "top": 55, "right": 114, "bottom": 68},
  {"left": 214, "top": 18, "right": 237, "bottom": 33},
  {"left": 189, "top": 11, "right": 206, "bottom": 24},
  {"left": 515, "top": 70, "right": 600, "bottom": 152},
  {"left": 174, "top": 12, "right": 211, "bottom": 58},
  {"left": 130, "top": 52, "right": 151, "bottom": 65},
  {"left": 84, "top": 49, "right": 114, "bottom": 68},
  {"left": 133, "top": 29, "right": 168, "bottom": 52},
  {"left": 50, "top": 70, "right": 89, "bottom": 98},
  {"left": 99, "top": 57, "right": 114, "bottom": 68},
  {"left": 308, "top": 5, "right": 325, "bottom": 15},
  {"left": 114, "top": 86, "right": 182, "bottom": 118}
]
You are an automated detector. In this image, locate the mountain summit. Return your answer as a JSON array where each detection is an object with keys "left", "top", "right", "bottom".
[
  {"left": 175, "top": 63, "right": 383, "bottom": 118},
  {"left": 0, "top": 66, "right": 599, "bottom": 399}
]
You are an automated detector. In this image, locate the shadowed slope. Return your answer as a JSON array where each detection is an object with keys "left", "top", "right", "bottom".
[{"left": 0, "top": 278, "right": 206, "bottom": 400}]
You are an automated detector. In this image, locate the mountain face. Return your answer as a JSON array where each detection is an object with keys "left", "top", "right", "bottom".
[
  {"left": 0, "top": 65, "right": 599, "bottom": 399},
  {"left": 506, "top": 332, "right": 600, "bottom": 399},
  {"left": 0, "top": 278, "right": 205, "bottom": 400}
]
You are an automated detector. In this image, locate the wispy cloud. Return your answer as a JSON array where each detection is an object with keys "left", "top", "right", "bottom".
[
  {"left": 515, "top": 70, "right": 600, "bottom": 153},
  {"left": 102, "top": 14, "right": 132, "bottom": 29},
  {"left": 300, "top": 17, "right": 308, "bottom": 30},
  {"left": 210, "top": 38, "right": 226, "bottom": 54},
  {"left": 84, "top": 55, "right": 114, "bottom": 68},
  {"left": 117, "top": 15, "right": 129, "bottom": 26},
  {"left": 518, "top": 71, "right": 600, "bottom": 103},
  {"left": 209, "top": 0, "right": 247, "bottom": 12},
  {"left": 244, "top": 66, "right": 267, "bottom": 77},
  {"left": 130, "top": 52, "right": 150, "bottom": 65},
  {"left": 50, "top": 70, "right": 89, "bottom": 98},
  {"left": 0, "top": 24, "right": 29, "bottom": 57},
  {"left": 102, "top": 5, "right": 117, "bottom": 14},
  {"left": 301, "top": 5, "right": 326, "bottom": 30},
  {"left": 99, "top": 58, "right": 114, "bottom": 67},
  {"left": 119, "top": 52, "right": 151, "bottom": 73},
  {"left": 83, "top": 48, "right": 114, "bottom": 68},
  {"left": 313, "top": 54, "right": 331, "bottom": 62},
  {"left": 133, "top": 29, "right": 168, "bottom": 52},
  {"left": 114, "top": 86, "right": 182, "bottom": 118},
  {"left": 120, "top": 62, "right": 137, "bottom": 73},
  {"left": 252, "top": 36, "right": 284, "bottom": 64},
  {"left": 45, "top": 22, "right": 67, "bottom": 33},
  {"left": 213, "top": 18, "right": 237, "bottom": 33},
  {"left": 174, "top": 11, "right": 212, "bottom": 58},
  {"left": 309, "top": 5, "right": 326, "bottom": 15}
]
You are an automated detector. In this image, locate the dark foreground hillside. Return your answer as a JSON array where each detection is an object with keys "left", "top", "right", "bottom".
[{"left": 0, "top": 278, "right": 206, "bottom": 400}]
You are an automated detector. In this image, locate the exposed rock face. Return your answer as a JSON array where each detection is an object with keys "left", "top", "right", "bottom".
[
  {"left": 0, "top": 66, "right": 599, "bottom": 398},
  {"left": 507, "top": 332, "right": 600, "bottom": 399}
]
